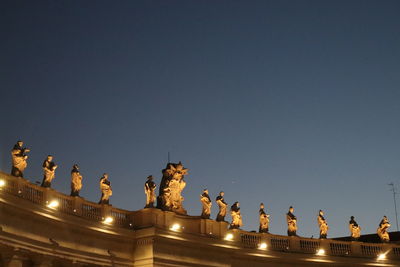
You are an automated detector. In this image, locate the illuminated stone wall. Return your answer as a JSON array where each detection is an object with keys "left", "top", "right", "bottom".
[{"left": 0, "top": 171, "right": 399, "bottom": 266}]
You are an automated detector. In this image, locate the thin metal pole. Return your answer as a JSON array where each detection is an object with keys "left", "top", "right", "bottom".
[{"left": 389, "top": 182, "right": 399, "bottom": 231}]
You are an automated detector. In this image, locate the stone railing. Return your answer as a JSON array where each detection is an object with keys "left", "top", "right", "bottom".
[
  {"left": 0, "top": 171, "right": 133, "bottom": 229},
  {"left": 1, "top": 170, "right": 400, "bottom": 262}
]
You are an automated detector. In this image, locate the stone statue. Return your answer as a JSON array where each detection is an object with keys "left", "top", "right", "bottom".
[
  {"left": 349, "top": 216, "right": 361, "bottom": 241},
  {"left": 70, "top": 164, "right": 83, "bottom": 196},
  {"left": 99, "top": 173, "right": 112, "bottom": 205},
  {"left": 286, "top": 206, "right": 297, "bottom": 236},
  {"left": 11, "top": 140, "right": 30, "bottom": 177},
  {"left": 259, "top": 203, "right": 270, "bottom": 233},
  {"left": 377, "top": 216, "right": 390, "bottom": 242},
  {"left": 216, "top": 191, "right": 228, "bottom": 222},
  {"left": 144, "top": 175, "right": 157, "bottom": 208},
  {"left": 41, "top": 155, "right": 58, "bottom": 188},
  {"left": 317, "top": 210, "right": 329, "bottom": 239},
  {"left": 200, "top": 189, "right": 212, "bottom": 219},
  {"left": 229, "top": 201, "right": 243, "bottom": 229},
  {"left": 157, "top": 162, "right": 188, "bottom": 214}
]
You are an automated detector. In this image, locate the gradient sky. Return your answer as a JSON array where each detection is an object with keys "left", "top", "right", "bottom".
[{"left": 1, "top": 0, "right": 400, "bottom": 238}]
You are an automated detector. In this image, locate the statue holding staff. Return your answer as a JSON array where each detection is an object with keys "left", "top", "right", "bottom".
[
  {"left": 286, "top": 206, "right": 297, "bottom": 236},
  {"left": 229, "top": 201, "right": 243, "bottom": 229},
  {"left": 318, "top": 210, "right": 329, "bottom": 239},
  {"left": 259, "top": 203, "right": 270, "bottom": 233},
  {"left": 11, "top": 140, "right": 30, "bottom": 177},
  {"left": 216, "top": 191, "right": 228, "bottom": 222},
  {"left": 99, "top": 173, "right": 112, "bottom": 204},
  {"left": 349, "top": 216, "right": 361, "bottom": 241},
  {"left": 41, "top": 155, "right": 58, "bottom": 188},
  {"left": 377, "top": 216, "right": 390, "bottom": 242},
  {"left": 144, "top": 175, "right": 157, "bottom": 208},
  {"left": 200, "top": 189, "right": 212, "bottom": 219},
  {"left": 70, "top": 164, "right": 83, "bottom": 197}
]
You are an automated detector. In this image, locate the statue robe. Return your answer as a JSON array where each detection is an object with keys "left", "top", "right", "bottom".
[
  {"left": 200, "top": 193, "right": 212, "bottom": 219},
  {"left": 41, "top": 160, "right": 56, "bottom": 188},
  {"left": 216, "top": 195, "right": 227, "bottom": 222},
  {"left": 99, "top": 177, "right": 112, "bottom": 204},
  {"left": 11, "top": 144, "right": 28, "bottom": 177},
  {"left": 71, "top": 168, "right": 83, "bottom": 196}
]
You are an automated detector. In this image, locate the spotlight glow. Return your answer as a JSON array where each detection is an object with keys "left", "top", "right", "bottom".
[
  {"left": 47, "top": 200, "right": 59, "bottom": 209},
  {"left": 170, "top": 223, "right": 181, "bottom": 231},
  {"left": 103, "top": 216, "right": 114, "bottom": 224},
  {"left": 377, "top": 253, "right": 386, "bottom": 261},
  {"left": 0, "top": 179, "right": 5, "bottom": 187},
  {"left": 258, "top": 242, "right": 267, "bottom": 249},
  {"left": 224, "top": 233, "right": 234, "bottom": 241},
  {"left": 316, "top": 248, "right": 325, "bottom": 256}
]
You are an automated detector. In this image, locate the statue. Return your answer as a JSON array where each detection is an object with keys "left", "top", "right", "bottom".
[
  {"left": 349, "top": 216, "right": 361, "bottom": 241},
  {"left": 144, "top": 175, "right": 156, "bottom": 208},
  {"left": 317, "top": 210, "right": 329, "bottom": 239},
  {"left": 98, "top": 173, "right": 112, "bottom": 205},
  {"left": 259, "top": 203, "right": 270, "bottom": 233},
  {"left": 216, "top": 191, "right": 228, "bottom": 222},
  {"left": 157, "top": 162, "right": 188, "bottom": 214},
  {"left": 286, "top": 206, "right": 297, "bottom": 236},
  {"left": 11, "top": 140, "right": 30, "bottom": 177},
  {"left": 229, "top": 201, "right": 243, "bottom": 229},
  {"left": 70, "top": 164, "right": 83, "bottom": 196},
  {"left": 377, "top": 216, "right": 390, "bottom": 242},
  {"left": 41, "top": 155, "right": 58, "bottom": 188},
  {"left": 200, "top": 189, "right": 212, "bottom": 219}
]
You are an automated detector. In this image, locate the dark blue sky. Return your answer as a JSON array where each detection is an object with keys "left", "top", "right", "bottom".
[{"left": 1, "top": 0, "right": 400, "bottom": 238}]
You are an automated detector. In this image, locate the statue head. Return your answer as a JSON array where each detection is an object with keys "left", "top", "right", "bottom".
[
  {"left": 147, "top": 175, "right": 153, "bottom": 181},
  {"left": 17, "top": 140, "right": 23, "bottom": 147},
  {"left": 73, "top": 164, "right": 79, "bottom": 170},
  {"left": 260, "top": 203, "right": 264, "bottom": 209},
  {"left": 102, "top": 173, "right": 108, "bottom": 179},
  {"left": 289, "top": 206, "right": 294, "bottom": 213},
  {"left": 219, "top": 191, "right": 224, "bottom": 197},
  {"left": 351, "top": 216, "right": 355, "bottom": 220},
  {"left": 203, "top": 189, "right": 208, "bottom": 194},
  {"left": 319, "top": 210, "right": 324, "bottom": 216},
  {"left": 47, "top": 155, "right": 53, "bottom": 162}
]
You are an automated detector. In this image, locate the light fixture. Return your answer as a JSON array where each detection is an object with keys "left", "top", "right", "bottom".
[
  {"left": 316, "top": 248, "right": 325, "bottom": 256},
  {"left": 170, "top": 223, "right": 181, "bottom": 231},
  {"left": 377, "top": 253, "right": 386, "bottom": 261},
  {"left": 47, "top": 200, "right": 59, "bottom": 209},
  {"left": 224, "top": 233, "right": 234, "bottom": 241},
  {"left": 103, "top": 216, "right": 114, "bottom": 224},
  {"left": 258, "top": 242, "right": 267, "bottom": 250},
  {"left": 0, "top": 179, "right": 5, "bottom": 188}
]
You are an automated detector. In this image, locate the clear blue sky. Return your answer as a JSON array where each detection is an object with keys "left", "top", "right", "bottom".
[{"left": 1, "top": 0, "right": 400, "bottom": 238}]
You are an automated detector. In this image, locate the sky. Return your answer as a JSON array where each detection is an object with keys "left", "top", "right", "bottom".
[{"left": 1, "top": 0, "right": 400, "bottom": 238}]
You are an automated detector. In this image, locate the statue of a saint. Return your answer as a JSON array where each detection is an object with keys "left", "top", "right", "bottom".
[
  {"left": 229, "top": 201, "right": 243, "bottom": 229},
  {"left": 318, "top": 210, "right": 329, "bottom": 239},
  {"left": 216, "top": 191, "right": 228, "bottom": 222},
  {"left": 98, "top": 173, "right": 112, "bottom": 205},
  {"left": 144, "top": 175, "right": 157, "bottom": 208},
  {"left": 377, "top": 216, "right": 390, "bottom": 242},
  {"left": 259, "top": 203, "right": 270, "bottom": 233},
  {"left": 41, "top": 155, "right": 58, "bottom": 188},
  {"left": 349, "top": 216, "right": 361, "bottom": 241},
  {"left": 286, "top": 206, "right": 297, "bottom": 236},
  {"left": 200, "top": 189, "right": 212, "bottom": 219},
  {"left": 157, "top": 162, "right": 188, "bottom": 214},
  {"left": 11, "top": 141, "right": 30, "bottom": 177},
  {"left": 70, "top": 164, "right": 83, "bottom": 197}
]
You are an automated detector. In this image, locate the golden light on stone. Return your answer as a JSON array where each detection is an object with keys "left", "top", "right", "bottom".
[
  {"left": 170, "top": 223, "right": 181, "bottom": 231},
  {"left": 316, "top": 248, "right": 325, "bottom": 256},
  {"left": 103, "top": 216, "right": 114, "bottom": 225},
  {"left": 0, "top": 179, "right": 5, "bottom": 188},
  {"left": 258, "top": 242, "right": 267, "bottom": 250},
  {"left": 224, "top": 233, "right": 234, "bottom": 241},
  {"left": 47, "top": 200, "right": 59, "bottom": 209},
  {"left": 377, "top": 253, "right": 387, "bottom": 261}
]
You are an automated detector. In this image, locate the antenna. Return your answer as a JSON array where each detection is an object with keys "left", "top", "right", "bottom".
[{"left": 388, "top": 182, "right": 399, "bottom": 231}]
